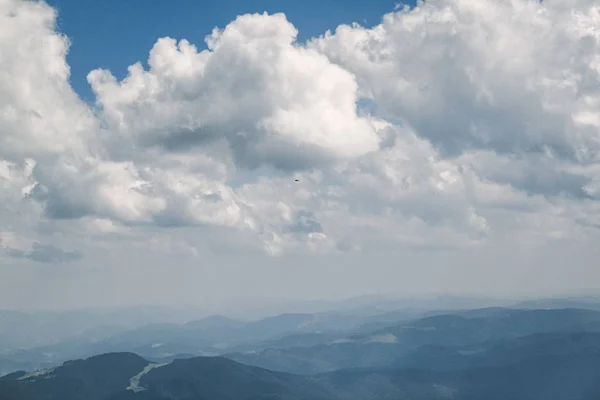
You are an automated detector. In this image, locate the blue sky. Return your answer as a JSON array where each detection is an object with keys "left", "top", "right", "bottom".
[{"left": 47, "top": 0, "right": 408, "bottom": 102}]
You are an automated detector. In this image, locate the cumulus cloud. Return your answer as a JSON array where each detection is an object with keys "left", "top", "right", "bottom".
[
  {"left": 2, "top": 0, "right": 600, "bottom": 265},
  {"left": 311, "top": 0, "right": 600, "bottom": 194},
  {"left": 0, "top": 0, "right": 97, "bottom": 161},
  {"left": 88, "top": 12, "right": 381, "bottom": 170},
  {"left": 312, "top": 0, "right": 600, "bottom": 157}
]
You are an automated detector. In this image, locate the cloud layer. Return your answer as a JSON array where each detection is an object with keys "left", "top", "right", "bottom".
[{"left": 2, "top": 0, "right": 600, "bottom": 266}]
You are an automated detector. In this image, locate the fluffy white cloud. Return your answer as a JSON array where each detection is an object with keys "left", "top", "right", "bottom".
[
  {"left": 0, "top": 0, "right": 97, "bottom": 161},
  {"left": 2, "top": 0, "right": 600, "bottom": 270},
  {"left": 238, "top": 122, "right": 492, "bottom": 255},
  {"left": 88, "top": 12, "right": 381, "bottom": 170},
  {"left": 311, "top": 0, "right": 600, "bottom": 161},
  {"left": 308, "top": 0, "right": 600, "bottom": 240}
]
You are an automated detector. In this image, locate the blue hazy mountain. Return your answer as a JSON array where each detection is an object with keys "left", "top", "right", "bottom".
[
  {"left": 3, "top": 343, "right": 600, "bottom": 400},
  {"left": 226, "top": 308, "right": 600, "bottom": 374}
]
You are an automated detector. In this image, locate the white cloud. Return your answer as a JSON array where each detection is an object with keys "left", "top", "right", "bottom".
[
  {"left": 88, "top": 12, "right": 381, "bottom": 171},
  {"left": 311, "top": 0, "right": 600, "bottom": 163},
  {"left": 307, "top": 0, "right": 600, "bottom": 240},
  {"left": 0, "top": 0, "right": 97, "bottom": 161},
  {"left": 2, "top": 0, "right": 600, "bottom": 283}
]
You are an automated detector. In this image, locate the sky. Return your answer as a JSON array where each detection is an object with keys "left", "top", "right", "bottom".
[
  {"left": 2, "top": 0, "right": 600, "bottom": 311},
  {"left": 45, "top": 0, "right": 403, "bottom": 102}
]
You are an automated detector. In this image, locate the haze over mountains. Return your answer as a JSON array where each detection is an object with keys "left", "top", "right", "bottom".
[
  {"left": 3, "top": 295, "right": 600, "bottom": 399},
  {"left": 0, "top": 295, "right": 499, "bottom": 374}
]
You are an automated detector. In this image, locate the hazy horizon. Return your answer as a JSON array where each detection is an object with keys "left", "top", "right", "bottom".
[{"left": 2, "top": 286, "right": 599, "bottom": 316}]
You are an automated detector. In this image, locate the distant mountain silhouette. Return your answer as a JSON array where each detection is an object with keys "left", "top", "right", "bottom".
[
  {"left": 227, "top": 308, "right": 600, "bottom": 374},
  {"left": 5, "top": 307, "right": 600, "bottom": 399},
  {"left": 0, "top": 353, "right": 331, "bottom": 400},
  {"left": 3, "top": 346, "right": 600, "bottom": 400},
  {"left": 0, "top": 353, "right": 148, "bottom": 400}
]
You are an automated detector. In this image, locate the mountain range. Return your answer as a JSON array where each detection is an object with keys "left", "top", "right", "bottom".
[
  {"left": 3, "top": 342, "right": 600, "bottom": 400},
  {"left": 226, "top": 308, "right": 600, "bottom": 374},
  {"left": 3, "top": 301, "right": 600, "bottom": 399}
]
